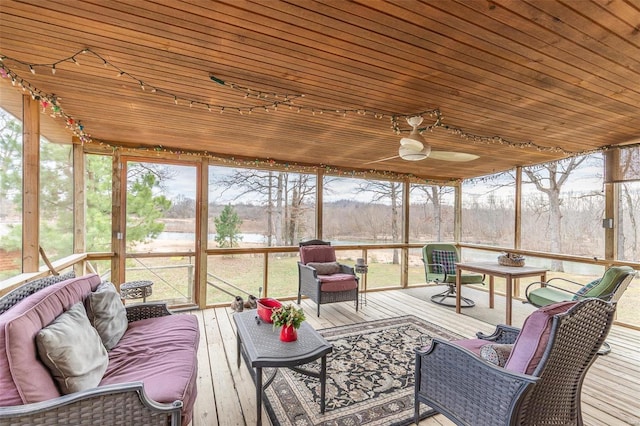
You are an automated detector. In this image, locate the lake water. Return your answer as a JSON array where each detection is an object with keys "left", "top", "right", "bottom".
[
  {"left": 158, "top": 232, "right": 267, "bottom": 244},
  {"left": 156, "top": 232, "right": 603, "bottom": 275}
]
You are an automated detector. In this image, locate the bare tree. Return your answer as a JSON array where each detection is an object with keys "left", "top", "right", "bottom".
[
  {"left": 522, "top": 157, "right": 587, "bottom": 271},
  {"left": 617, "top": 147, "right": 640, "bottom": 260},
  {"left": 411, "top": 185, "right": 454, "bottom": 241},
  {"left": 355, "top": 180, "right": 402, "bottom": 264},
  {"left": 213, "top": 169, "right": 315, "bottom": 246}
]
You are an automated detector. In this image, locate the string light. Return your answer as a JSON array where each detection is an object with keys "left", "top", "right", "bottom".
[
  {"left": 0, "top": 65, "right": 90, "bottom": 143},
  {"left": 0, "top": 47, "right": 627, "bottom": 164},
  {"left": 390, "top": 110, "right": 583, "bottom": 157}
]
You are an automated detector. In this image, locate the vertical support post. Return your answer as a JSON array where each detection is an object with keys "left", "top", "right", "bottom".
[
  {"left": 111, "top": 151, "right": 124, "bottom": 285},
  {"left": 73, "top": 142, "right": 86, "bottom": 276},
  {"left": 514, "top": 166, "right": 522, "bottom": 250},
  {"left": 316, "top": 169, "right": 324, "bottom": 240},
  {"left": 401, "top": 179, "right": 410, "bottom": 288},
  {"left": 604, "top": 183, "right": 618, "bottom": 261},
  {"left": 604, "top": 149, "right": 618, "bottom": 261},
  {"left": 453, "top": 182, "right": 462, "bottom": 243},
  {"left": 197, "top": 160, "right": 208, "bottom": 308},
  {"left": 513, "top": 166, "right": 522, "bottom": 298},
  {"left": 22, "top": 94, "right": 39, "bottom": 272},
  {"left": 263, "top": 253, "right": 269, "bottom": 297}
]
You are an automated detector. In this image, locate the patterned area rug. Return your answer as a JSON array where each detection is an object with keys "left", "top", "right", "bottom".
[{"left": 263, "top": 315, "right": 463, "bottom": 426}]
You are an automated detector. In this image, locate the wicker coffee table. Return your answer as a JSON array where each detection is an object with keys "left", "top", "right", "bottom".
[{"left": 234, "top": 310, "right": 333, "bottom": 426}]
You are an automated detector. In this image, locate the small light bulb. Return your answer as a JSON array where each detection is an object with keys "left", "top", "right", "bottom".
[
  {"left": 51, "top": 65, "right": 56, "bottom": 74},
  {"left": 29, "top": 65, "right": 35, "bottom": 74}
]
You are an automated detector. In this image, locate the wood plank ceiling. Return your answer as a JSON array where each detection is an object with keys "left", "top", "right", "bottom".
[{"left": 1, "top": 0, "right": 640, "bottom": 181}]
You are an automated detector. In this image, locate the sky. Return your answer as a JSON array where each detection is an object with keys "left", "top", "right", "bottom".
[{"left": 133, "top": 155, "right": 605, "bottom": 204}]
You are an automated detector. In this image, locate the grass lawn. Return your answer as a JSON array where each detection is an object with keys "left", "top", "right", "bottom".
[{"left": 94, "top": 253, "right": 638, "bottom": 326}]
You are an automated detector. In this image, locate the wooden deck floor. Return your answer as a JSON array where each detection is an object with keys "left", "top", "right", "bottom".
[{"left": 188, "top": 288, "right": 640, "bottom": 426}]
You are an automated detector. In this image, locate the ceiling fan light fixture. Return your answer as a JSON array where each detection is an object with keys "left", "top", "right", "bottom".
[
  {"left": 400, "top": 129, "right": 426, "bottom": 151},
  {"left": 399, "top": 144, "right": 431, "bottom": 161}
]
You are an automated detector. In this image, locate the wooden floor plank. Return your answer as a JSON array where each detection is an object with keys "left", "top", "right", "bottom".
[
  {"left": 203, "top": 308, "right": 245, "bottom": 425},
  {"left": 190, "top": 288, "right": 640, "bottom": 425},
  {"left": 190, "top": 310, "right": 218, "bottom": 426},
  {"left": 216, "top": 307, "right": 270, "bottom": 426}
]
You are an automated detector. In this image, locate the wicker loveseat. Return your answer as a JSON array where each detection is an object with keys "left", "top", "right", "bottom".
[{"left": 0, "top": 273, "right": 199, "bottom": 426}]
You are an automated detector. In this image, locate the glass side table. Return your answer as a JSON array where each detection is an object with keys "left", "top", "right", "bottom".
[
  {"left": 120, "top": 280, "right": 153, "bottom": 303},
  {"left": 354, "top": 263, "right": 368, "bottom": 306}
]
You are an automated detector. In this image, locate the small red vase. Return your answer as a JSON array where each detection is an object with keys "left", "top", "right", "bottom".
[{"left": 280, "top": 325, "right": 298, "bottom": 342}]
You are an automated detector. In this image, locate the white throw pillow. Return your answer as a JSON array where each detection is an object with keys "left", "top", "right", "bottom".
[{"left": 36, "top": 302, "right": 109, "bottom": 394}]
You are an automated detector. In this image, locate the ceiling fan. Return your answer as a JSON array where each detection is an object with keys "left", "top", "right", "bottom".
[{"left": 366, "top": 116, "right": 479, "bottom": 164}]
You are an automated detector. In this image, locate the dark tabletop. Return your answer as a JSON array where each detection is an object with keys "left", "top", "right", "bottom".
[{"left": 234, "top": 309, "right": 332, "bottom": 368}]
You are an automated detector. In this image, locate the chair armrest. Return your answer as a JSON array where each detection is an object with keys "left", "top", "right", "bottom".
[
  {"left": 524, "top": 278, "right": 583, "bottom": 301},
  {"left": 126, "top": 302, "right": 172, "bottom": 323},
  {"left": 415, "top": 339, "right": 537, "bottom": 425},
  {"left": 0, "top": 382, "right": 182, "bottom": 426},
  {"left": 476, "top": 324, "right": 521, "bottom": 344},
  {"left": 298, "top": 262, "right": 319, "bottom": 279},
  {"left": 337, "top": 263, "right": 356, "bottom": 275},
  {"left": 424, "top": 263, "right": 448, "bottom": 282}
]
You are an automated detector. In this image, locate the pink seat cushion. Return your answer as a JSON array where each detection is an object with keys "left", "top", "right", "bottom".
[
  {"left": 504, "top": 301, "right": 577, "bottom": 375},
  {"left": 300, "top": 245, "right": 337, "bottom": 264},
  {"left": 451, "top": 338, "right": 487, "bottom": 356},
  {"left": 0, "top": 274, "right": 101, "bottom": 406},
  {"left": 318, "top": 274, "right": 358, "bottom": 292},
  {"left": 100, "top": 314, "right": 199, "bottom": 426}
]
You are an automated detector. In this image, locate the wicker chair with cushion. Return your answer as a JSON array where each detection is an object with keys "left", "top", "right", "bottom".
[
  {"left": 525, "top": 265, "right": 635, "bottom": 307},
  {"left": 297, "top": 240, "right": 358, "bottom": 317},
  {"left": 525, "top": 265, "right": 635, "bottom": 355},
  {"left": 422, "top": 243, "right": 484, "bottom": 308},
  {"left": 414, "top": 298, "right": 616, "bottom": 426}
]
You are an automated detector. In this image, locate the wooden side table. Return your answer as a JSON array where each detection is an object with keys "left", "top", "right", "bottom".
[
  {"left": 120, "top": 280, "right": 153, "bottom": 302},
  {"left": 455, "top": 262, "right": 547, "bottom": 325}
]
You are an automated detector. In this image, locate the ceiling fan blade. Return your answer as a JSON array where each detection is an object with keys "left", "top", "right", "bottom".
[
  {"left": 363, "top": 155, "right": 400, "bottom": 165},
  {"left": 428, "top": 151, "right": 479, "bottom": 162}
]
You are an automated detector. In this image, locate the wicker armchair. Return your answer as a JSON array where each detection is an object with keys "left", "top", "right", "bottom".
[
  {"left": 414, "top": 298, "right": 616, "bottom": 426},
  {"left": 297, "top": 239, "right": 358, "bottom": 317}
]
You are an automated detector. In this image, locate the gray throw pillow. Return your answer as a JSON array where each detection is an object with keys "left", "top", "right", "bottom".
[
  {"left": 307, "top": 261, "right": 341, "bottom": 275},
  {"left": 85, "top": 281, "right": 128, "bottom": 350},
  {"left": 480, "top": 343, "right": 514, "bottom": 367},
  {"left": 36, "top": 302, "right": 109, "bottom": 394}
]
